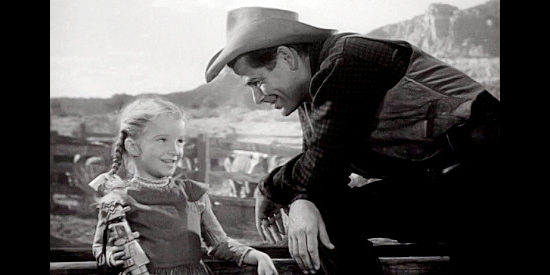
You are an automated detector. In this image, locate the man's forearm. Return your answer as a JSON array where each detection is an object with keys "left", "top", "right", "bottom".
[
  {"left": 261, "top": 148, "right": 351, "bottom": 206},
  {"left": 259, "top": 153, "right": 308, "bottom": 205}
]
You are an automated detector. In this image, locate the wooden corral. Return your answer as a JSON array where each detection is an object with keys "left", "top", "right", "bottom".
[
  {"left": 195, "top": 133, "right": 301, "bottom": 184},
  {"left": 50, "top": 131, "right": 112, "bottom": 176}
]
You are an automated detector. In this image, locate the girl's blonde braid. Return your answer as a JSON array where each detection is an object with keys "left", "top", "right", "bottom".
[{"left": 108, "top": 130, "right": 127, "bottom": 175}]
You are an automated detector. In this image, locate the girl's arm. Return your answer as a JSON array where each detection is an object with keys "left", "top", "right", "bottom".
[
  {"left": 199, "top": 194, "right": 278, "bottom": 274},
  {"left": 241, "top": 249, "right": 278, "bottom": 275},
  {"left": 199, "top": 193, "right": 252, "bottom": 265}
]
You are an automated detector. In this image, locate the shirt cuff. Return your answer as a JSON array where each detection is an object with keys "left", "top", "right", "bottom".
[{"left": 260, "top": 154, "right": 305, "bottom": 205}]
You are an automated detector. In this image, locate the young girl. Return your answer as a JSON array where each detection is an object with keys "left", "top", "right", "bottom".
[{"left": 90, "top": 96, "right": 278, "bottom": 275}]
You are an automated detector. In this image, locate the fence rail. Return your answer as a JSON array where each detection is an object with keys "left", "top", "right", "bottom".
[
  {"left": 205, "top": 135, "right": 301, "bottom": 158},
  {"left": 50, "top": 244, "right": 451, "bottom": 275},
  {"left": 195, "top": 133, "right": 301, "bottom": 184}
]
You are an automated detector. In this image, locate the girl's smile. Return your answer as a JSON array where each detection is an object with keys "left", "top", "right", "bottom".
[{"left": 132, "top": 114, "right": 186, "bottom": 180}]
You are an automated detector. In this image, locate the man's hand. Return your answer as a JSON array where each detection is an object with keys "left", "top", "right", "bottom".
[
  {"left": 288, "top": 199, "right": 334, "bottom": 274},
  {"left": 254, "top": 187, "right": 286, "bottom": 244}
]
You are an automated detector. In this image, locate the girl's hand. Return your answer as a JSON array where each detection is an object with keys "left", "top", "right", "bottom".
[
  {"left": 256, "top": 251, "right": 278, "bottom": 275},
  {"left": 106, "top": 244, "right": 127, "bottom": 267}
]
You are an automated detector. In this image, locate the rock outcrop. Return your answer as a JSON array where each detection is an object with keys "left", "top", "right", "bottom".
[{"left": 368, "top": 0, "right": 500, "bottom": 58}]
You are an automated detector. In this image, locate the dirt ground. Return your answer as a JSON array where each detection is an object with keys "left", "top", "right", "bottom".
[{"left": 50, "top": 214, "right": 97, "bottom": 247}]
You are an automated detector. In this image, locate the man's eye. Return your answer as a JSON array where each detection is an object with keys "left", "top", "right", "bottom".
[
  {"left": 248, "top": 81, "right": 262, "bottom": 87},
  {"left": 177, "top": 139, "right": 184, "bottom": 144},
  {"left": 158, "top": 138, "right": 166, "bottom": 143}
]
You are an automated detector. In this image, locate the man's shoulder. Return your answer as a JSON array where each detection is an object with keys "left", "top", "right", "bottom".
[
  {"left": 322, "top": 33, "right": 410, "bottom": 60},
  {"left": 316, "top": 33, "right": 384, "bottom": 74},
  {"left": 320, "top": 33, "right": 358, "bottom": 58},
  {"left": 323, "top": 33, "right": 373, "bottom": 51}
]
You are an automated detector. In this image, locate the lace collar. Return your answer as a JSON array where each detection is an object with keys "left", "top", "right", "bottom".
[{"left": 130, "top": 176, "right": 172, "bottom": 189}]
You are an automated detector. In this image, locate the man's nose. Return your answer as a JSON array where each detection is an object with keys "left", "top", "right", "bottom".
[{"left": 251, "top": 86, "right": 265, "bottom": 104}]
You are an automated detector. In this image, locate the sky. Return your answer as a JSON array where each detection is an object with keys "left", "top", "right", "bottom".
[{"left": 50, "top": 0, "right": 490, "bottom": 98}]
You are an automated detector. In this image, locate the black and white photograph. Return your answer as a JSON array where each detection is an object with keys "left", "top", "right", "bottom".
[{"left": 50, "top": 0, "right": 500, "bottom": 274}]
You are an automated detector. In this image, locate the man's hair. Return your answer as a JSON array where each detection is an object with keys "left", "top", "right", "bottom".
[{"left": 227, "top": 43, "right": 315, "bottom": 71}]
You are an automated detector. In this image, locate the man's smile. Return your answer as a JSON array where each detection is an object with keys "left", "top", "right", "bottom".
[{"left": 263, "top": 94, "right": 278, "bottom": 104}]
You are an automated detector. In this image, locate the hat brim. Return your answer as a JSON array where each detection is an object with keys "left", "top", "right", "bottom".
[{"left": 205, "top": 18, "right": 335, "bottom": 82}]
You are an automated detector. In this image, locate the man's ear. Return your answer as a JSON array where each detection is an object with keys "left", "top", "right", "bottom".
[
  {"left": 277, "top": 46, "right": 298, "bottom": 71},
  {"left": 124, "top": 138, "right": 141, "bottom": 157}
]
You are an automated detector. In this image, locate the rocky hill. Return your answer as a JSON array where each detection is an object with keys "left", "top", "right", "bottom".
[
  {"left": 368, "top": 0, "right": 499, "bottom": 58},
  {"left": 164, "top": 71, "right": 268, "bottom": 110},
  {"left": 50, "top": 71, "right": 264, "bottom": 118}
]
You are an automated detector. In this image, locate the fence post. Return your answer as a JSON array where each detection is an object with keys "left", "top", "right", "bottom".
[
  {"left": 204, "top": 134, "right": 210, "bottom": 184},
  {"left": 196, "top": 133, "right": 210, "bottom": 183},
  {"left": 79, "top": 122, "right": 87, "bottom": 141}
]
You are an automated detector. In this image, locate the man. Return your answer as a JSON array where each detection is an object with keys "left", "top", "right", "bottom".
[{"left": 205, "top": 7, "right": 500, "bottom": 274}]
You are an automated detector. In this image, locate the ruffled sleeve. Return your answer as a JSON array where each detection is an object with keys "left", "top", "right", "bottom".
[{"left": 198, "top": 194, "right": 253, "bottom": 266}]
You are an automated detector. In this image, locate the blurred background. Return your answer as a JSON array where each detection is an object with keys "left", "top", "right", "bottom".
[{"left": 50, "top": 0, "right": 499, "bottom": 250}]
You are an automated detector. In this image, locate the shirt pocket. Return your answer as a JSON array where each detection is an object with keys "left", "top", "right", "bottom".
[{"left": 370, "top": 77, "right": 469, "bottom": 160}]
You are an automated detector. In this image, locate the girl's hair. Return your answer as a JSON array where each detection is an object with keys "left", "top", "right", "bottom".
[{"left": 108, "top": 95, "right": 185, "bottom": 176}]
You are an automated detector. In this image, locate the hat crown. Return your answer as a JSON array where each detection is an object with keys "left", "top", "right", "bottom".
[
  {"left": 226, "top": 7, "right": 299, "bottom": 39},
  {"left": 206, "top": 7, "right": 335, "bottom": 82}
]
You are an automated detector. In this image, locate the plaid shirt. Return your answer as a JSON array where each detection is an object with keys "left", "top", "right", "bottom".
[{"left": 260, "top": 33, "right": 413, "bottom": 205}]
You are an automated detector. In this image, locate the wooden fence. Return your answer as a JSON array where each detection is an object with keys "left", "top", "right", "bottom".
[
  {"left": 50, "top": 130, "right": 301, "bottom": 185},
  {"left": 50, "top": 244, "right": 451, "bottom": 275},
  {"left": 50, "top": 131, "right": 111, "bottom": 175},
  {"left": 194, "top": 133, "right": 302, "bottom": 184}
]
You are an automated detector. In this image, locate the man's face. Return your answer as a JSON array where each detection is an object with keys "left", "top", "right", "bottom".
[{"left": 232, "top": 47, "right": 310, "bottom": 116}]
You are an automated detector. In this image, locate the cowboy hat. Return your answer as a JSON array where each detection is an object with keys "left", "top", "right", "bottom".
[{"left": 205, "top": 7, "right": 336, "bottom": 82}]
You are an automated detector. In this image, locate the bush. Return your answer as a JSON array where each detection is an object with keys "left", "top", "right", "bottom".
[{"left": 206, "top": 100, "right": 219, "bottom": 109}]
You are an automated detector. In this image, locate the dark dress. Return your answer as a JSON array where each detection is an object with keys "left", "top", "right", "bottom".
[{"left": 92, "top": 176, "right": 253, "bottom": 274}]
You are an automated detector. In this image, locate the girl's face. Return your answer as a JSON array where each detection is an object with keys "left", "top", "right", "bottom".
[{"left": 133, "top": 114, "right": 186, "bottom": 179}]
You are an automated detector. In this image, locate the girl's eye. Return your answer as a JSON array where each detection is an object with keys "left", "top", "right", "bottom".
[
  {"left": 158, "top": 138, "right": 166, "bottom": 143},
  {"left": 177, "top": 139, "right": 184, "bottom": 144}
]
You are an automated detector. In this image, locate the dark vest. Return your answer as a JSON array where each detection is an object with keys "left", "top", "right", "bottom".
[{"left": 358, "top": 37, "right": 486, "bottom": 161}]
